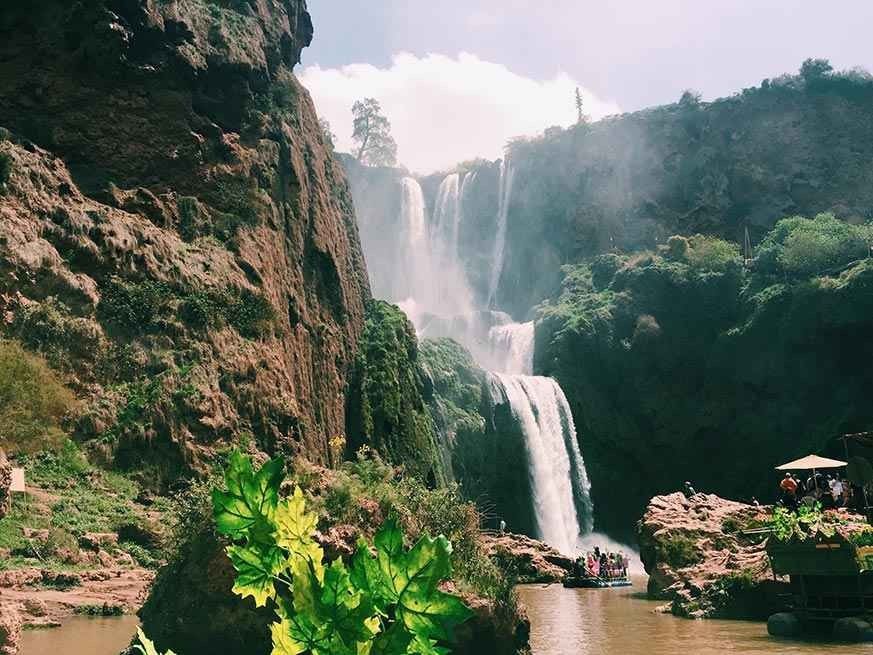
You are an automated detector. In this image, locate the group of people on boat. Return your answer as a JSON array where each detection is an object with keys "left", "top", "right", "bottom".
[
  {"left": 573, "top": 545, "right": 630, "bottom": 580},
  {"left": 778, "top": 471, "right": 856, "bottom": 511}
]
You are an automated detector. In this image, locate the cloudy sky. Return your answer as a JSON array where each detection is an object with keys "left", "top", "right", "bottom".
[{"left": 299, "top": 0, "right": 873, "bottom": 173}]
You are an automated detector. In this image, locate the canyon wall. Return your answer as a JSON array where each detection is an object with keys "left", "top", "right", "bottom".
[{"left": 0, "top": 0, "right": 370, "bottom": 479}]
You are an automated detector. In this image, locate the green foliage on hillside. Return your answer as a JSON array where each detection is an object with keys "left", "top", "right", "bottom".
[
  {"left": 537, "top": 216, "right": 873, "bottom": 538},
  {"left": 0, "top": 339, "right": 75, "bottom": 454},
  {"left": 1, "top": 440, "right": 165, "bottom": 571},
  {"left": 754, "top": 213, "right": 873, "bottom": 277},
  {"left": 346, "top": 301, "right": 444, "bottom": 484},
  {"left": 419, "top": 338, "right": 486, "bottom": 448},
  {"left": 478, "top": 60, "right": 873, "bottom": 317},
  {"left": 140, "top": 448, "right": 518, "bottom": 654}
]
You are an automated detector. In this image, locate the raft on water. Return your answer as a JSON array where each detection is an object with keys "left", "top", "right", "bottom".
[{"left": 563, "top": 575, "right": 632, "bottom": 589}]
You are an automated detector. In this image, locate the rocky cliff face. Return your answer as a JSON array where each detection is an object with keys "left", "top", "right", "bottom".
[{"left": 0, "top": 0, "right": 369, "bottom": 477}]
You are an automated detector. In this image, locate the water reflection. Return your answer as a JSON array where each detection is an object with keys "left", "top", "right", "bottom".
[
  {"left": 21, "top": 615, "right": 138, "bottom": 655},
  {"left": 519, "top": 577, "right": 870, "bottom": 655}
]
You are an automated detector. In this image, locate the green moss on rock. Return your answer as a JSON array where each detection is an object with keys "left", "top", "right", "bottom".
[
  {"left": 345, "top": 300, "right": 444, "bottom": 484},
  {"left": 537, "top": 217, "right": 873, "bottom": 539}
]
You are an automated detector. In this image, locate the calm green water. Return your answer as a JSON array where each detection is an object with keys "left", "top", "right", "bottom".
[
  {"left": 20, "top": 615, "right": 138, "bottom": 655},
  {"left": 518, "top": 578, "right": 871, "bottom": 655}
]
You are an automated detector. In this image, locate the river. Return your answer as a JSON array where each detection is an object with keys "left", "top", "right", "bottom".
[
  {"left": 519, "top": 577, "right": 870, "bottom": 654},
  {"left": 20, "top": 615, "right": 139, "bottom": 655},
  {"left": 20, "top": 581, "right": 873, "bottom": 654}
]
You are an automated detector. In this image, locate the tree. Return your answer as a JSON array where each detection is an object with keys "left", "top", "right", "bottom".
[
  {"left": 574, "top": 87, "right": 587, "bottom": 125},
  {"left": 678, "top": 89, "right": 701, "bottom": 107},
  {"left": 319, "top": 118, "right": 336, "bottom": 151},
  {"left": 800, "top": 58, "right": 833, "bottom": 82},
  {"left": 351, "top": 98, "right": 397, "bottom": 167}
]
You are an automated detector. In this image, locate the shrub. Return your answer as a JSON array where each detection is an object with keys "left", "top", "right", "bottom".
[
  {"left": 177, "top": 196, "right": 200, "bottom": 242},
  {"left": 665, "top": 235, "right": 689, "bottom": 261},
  {"left": 0, "top": 339, "right": 76, "bottom": 454},
  {"left": 685, "top": 234, "right": 741, "bottom": 272},
  {"left": 656, "top": 534, "right": 702, "bottom": 568},
  {"left": 755, "top": 213, "right": 873, "bottom": 277},
  {"left": 98, "top": 276, "right": 173, "bottom": 333},
  {"left": 589, "top": 253, "right": 624, "bottom": 290},
  {"left": 0, "top": 152, "right": 11, "bottom": 189}
]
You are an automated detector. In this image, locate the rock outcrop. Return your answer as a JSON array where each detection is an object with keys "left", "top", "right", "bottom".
[
  {"left": 638, "top": 492, "right": 788, "bottom": 619},
  {"left": 0, "top": 1, "right": 369, "bottom": 476},
  {"left": 483, "top": 533, "right": 573, "bottom": 583},
  {"left": 0, "top": 604, "right": 21, "bottom": 655}
]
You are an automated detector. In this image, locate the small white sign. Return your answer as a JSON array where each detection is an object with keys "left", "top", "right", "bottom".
[{"left": 10, "top": 468, "right": 25, "bottom": 493}]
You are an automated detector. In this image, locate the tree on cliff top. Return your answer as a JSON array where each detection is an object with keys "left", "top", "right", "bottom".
[{"left": 352, "top": 98, "right": 398, "bottom": 167}]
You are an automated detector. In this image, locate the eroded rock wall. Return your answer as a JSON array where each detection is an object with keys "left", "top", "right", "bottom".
[{"left": 0, "top": 1, "right": 369, "bottom": 476}]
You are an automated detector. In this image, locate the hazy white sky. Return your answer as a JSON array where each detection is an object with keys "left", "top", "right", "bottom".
[{"left": 299, "top": 0, "right": 873, "bottom": 172}]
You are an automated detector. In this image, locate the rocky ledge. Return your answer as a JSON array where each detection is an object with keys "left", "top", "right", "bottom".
[
  {"left": 638, "top": 492, "right": 788, "bottom": 619},
  {"left": 483, "top": 532, "right": 573, "bottom": 583}
]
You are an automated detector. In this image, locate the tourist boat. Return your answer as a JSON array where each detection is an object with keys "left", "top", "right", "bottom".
[{"left": 563, "top": 575, "right": 632, "bottom": 589}]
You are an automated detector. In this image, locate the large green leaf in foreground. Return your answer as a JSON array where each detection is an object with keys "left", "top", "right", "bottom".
[
  {"left": 211, "top": 452, "right": 472, "bottom": 655},
  {"left": 212, "top": 451, "right": 284, "bottom": 541}
]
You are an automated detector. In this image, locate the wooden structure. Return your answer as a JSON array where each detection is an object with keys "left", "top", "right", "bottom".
[{"left": 767, "top": 532, "right": 873, "bottom": 621}]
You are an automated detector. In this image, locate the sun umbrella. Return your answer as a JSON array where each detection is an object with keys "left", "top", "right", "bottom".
[
  {"left": 775, "top": 455, "right": 847, "bottom": 471},
  {"left": 776, "top": 454, "right": 848, "bottom": 495}
]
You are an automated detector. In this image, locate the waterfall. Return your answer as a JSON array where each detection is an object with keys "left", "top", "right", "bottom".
[
  {"left": 457, "top": 169, "right": 478, "bottom": 260},
  {"left": 366, "top": 168, "right": 594, "bottom": 555},
  {"left": 486, "top": 158, "right": 515, "bottom": 308},
  {"left": 487, "top": 320, "right": 534, "bottom": 375},
  {"left": 491, "top": 374, "right": 593, "bottom": 553},
  {"left": 397, "top": 177, "right": 432, "bottom": 304}
]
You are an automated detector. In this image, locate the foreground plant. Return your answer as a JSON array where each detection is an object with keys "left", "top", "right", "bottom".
[{"left": 210, "top": 451, "right": 473, "bottom": 655}]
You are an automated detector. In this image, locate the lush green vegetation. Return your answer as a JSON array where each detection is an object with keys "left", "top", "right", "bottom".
[
  {"left": 0, "top": 441, "right": 165, "bottom": 570},
  {"left": 206, "top": 451, "right": 473, "bottom": 654},
  {"left": 99, "top": 276, "right": 275, "bottom": 339},
  {"left": 346, "top": 301, "right": 444, "bottom": 484},
  {"left": 0, "top": 339, "right": 75, "bottom": 454},
  {"left": 536, "top": 216, "right": 873, "bottom": 538},
  {"left": 655, "top": 534, "right": 702, "bottom": 568},
  {"left": 0, "top": 151, "right": 11, "bottom": 190},
  {"left": 140, "top": 448, "right": 518, "bottom": 654},
  {"left": 768, "top": 503, "right": 840, "bottom": 542}
]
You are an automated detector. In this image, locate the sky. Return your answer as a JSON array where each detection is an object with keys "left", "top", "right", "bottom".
[{"left": 299, "top": 0, "right": 873, "bottom": 173}]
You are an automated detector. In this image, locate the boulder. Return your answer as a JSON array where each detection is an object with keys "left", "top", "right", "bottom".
[
  {"left": 767, "top": 612, "right": 802, "bottom": 638},
  {"left": 833, "top": 616, "right": 873, "bottom": 643},
  {"left": 483, "top": 532, "right": 573, "bottom": 583},
  {"left": 637, "top": 492, "right": 788, "bottom": 619},
  {"left": 0, "top": 604, "right": 21, "bottom": 655}
]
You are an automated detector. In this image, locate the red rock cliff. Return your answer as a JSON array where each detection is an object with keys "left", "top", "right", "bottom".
[{"left": 0, "top": 1, "right": 370, "bottom": 475}]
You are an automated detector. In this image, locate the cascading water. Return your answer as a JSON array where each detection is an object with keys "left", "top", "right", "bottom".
[
  {"left": 373, "top": 166, "right": 594, "bottom": 555},
  {"left": 491, "top": 374, "right": 593, "bottom": 554},
  {"left": 486, "top": 158, "right": 516, "bottom": 308}
]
